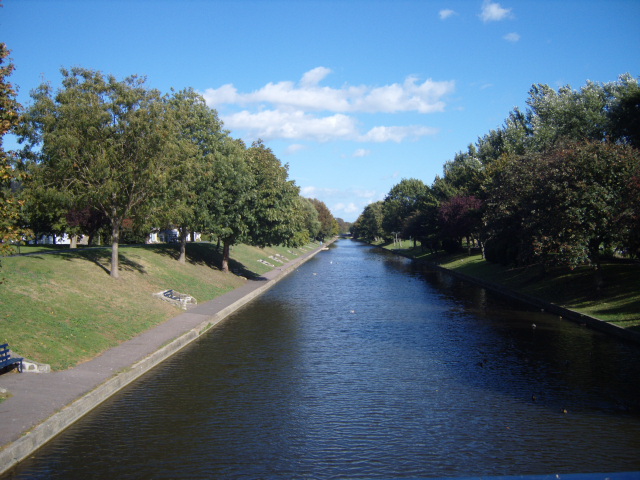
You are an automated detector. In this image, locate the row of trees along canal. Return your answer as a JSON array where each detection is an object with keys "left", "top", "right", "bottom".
[
  {"left": 1, "top": 50, "right": 342, "bottom": 278},
  {"left": 351, "top": 74, "right": 640, "bottom": 287}
]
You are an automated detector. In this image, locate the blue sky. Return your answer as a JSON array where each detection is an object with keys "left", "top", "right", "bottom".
[{"left": 3, "top": 0, "right": 639, "bottom": 222}]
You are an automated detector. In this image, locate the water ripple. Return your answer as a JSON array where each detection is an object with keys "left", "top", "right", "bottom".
[{"left": 6, "top": 240, "right": 640, "bottom": 479}]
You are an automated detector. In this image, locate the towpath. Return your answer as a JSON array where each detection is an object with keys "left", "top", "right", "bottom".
[{"left": 0, "top": 242, "right": 331, "bottom": 474}]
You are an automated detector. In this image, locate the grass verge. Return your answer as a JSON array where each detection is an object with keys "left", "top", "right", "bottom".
[
  {"left": 0, "top": 241, "right": 319, "bottom": 370},
  {"left": 377, "top": 239, "right": 640, "bottom": 332}
]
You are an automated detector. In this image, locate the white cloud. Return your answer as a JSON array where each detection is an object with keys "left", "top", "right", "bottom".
[
  {"left": 300, "top": 66, "right": 332, "bottom": 87},
  {"left": 479, "top": 1, "right": 513, "bottom": 22},
  {"left": 203, "top": 83, "right": 239, "bottom": 105},
  {"left": 353, "top": 148, "right": 371, "bottom": 158},
  {"left": 222, "top": 109, "right": 438, "bottom": 143},
  {"left": 301, "top": 186, "right": 317, "bottom": 196},
  {"left": 439, "top": 9, "right": 457, "bottom": 20},
  {"left": 203, "top": 67, "right": 454, "bottom": 114},
  {"left": 223, "top": 110, "right": 358, "bottom": 142},
  {"left": 333, "top": 202, "right": 360, "bottom": 214},
  {"left": 203, "top": 68, "right": 452, "bottom": 143},
  {"left": 353, "top": 188, "right": 378, "bottom": 199},
  {"left": 285, "top": 144, "right": 307, "bottom": 155},
  {"left": 359, "top": 125, "right": 439, "bottom": 143},
  {"left": 504, "top": 32, "right": 520, "bottom": 42}
]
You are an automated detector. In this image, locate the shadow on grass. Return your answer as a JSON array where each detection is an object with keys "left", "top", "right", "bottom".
[
  {"left": 144, "top": 243, "right": 265, "bottom": 280},
  {"left": 44, "top": 247, "right": 148, "bottom": 276}
]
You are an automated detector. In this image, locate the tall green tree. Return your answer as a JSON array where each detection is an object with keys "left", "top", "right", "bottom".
[
  {"left": 606, "top": 73, "right": 640, "bottom": 148},
  {"left": 352, "top": 201, "right": 384, "bottom": 242},
  {"left": 196, "top": 137, "right": 252, "bottom": 273},
  {"left": 201, "top": 139, "right": 301, "bottom": 273},
  {"left": 528, "top": 141, "right": 640, "bottom": 275},
  {"left": 161, "top": 88, "right": 226, "bottom": 263},
  {"left": 382, "top": 178, "right": 428, "bottom": 238},
  {"left": 294, "top": 196, "right": 321, "bottom": 244},
  {"left": 245, "top": 140, "right": 301, "bottom": 248},
  {"left": 308, "top": 197, "right": 337, "bottom": 241},
  {"left": 526, "top": 81, "right": 608, "bottom": 150},
  {"left": 19, "top": 68, "right": 174, "bottom": 278},
  {"left": 481, "top": 152, "right": 543, "bottom": 265},
  {"left": 0, "top": 42, "right": 29, "bottom": 262}
]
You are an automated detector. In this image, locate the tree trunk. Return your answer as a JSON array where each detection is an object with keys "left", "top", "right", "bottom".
[
  {"left": 179, "top": 225, "right": 188, "bottom": 264},
  {"left": 221, "top": 238, "right": 231, "bottom": 273},
  {"left": 110, "top": 222, "right": 120, "bottom": 279},
  {"left": 70, "top": 235, "right": 78, "bottom": 249},
  {"left": 589, "top": 238, "right": 604, "bottom": 292}
]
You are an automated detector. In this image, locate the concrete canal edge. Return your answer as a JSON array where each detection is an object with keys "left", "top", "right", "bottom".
[{"left": 0, "top": 240, "right": 335, "bottom": 475}]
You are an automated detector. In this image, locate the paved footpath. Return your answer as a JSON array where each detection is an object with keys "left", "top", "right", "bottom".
[{"left": 0, "top": 242, "right": 331, "bottom": 474}]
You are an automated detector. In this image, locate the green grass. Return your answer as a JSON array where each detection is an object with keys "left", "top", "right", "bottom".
[
  {"left": 378, "top": 240, "right": 640, "bottom": 331},
  {"left": 0, "top": 241, "right": 320, "bottom": 370}
]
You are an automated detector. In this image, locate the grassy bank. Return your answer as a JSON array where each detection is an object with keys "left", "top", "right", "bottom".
[
  {"left": 0, "top": 241, "right": 319, "bottom": 370},
  {"left": 377, "top": 239, "right": 640, "bottom": 332}
]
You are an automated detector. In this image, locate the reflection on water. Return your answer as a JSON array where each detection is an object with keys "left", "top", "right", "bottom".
[{"left": 6, "top": 239, "right": 640, "bottom": 479}]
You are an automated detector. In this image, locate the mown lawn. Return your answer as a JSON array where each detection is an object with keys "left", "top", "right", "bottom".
[
  {"left": 378, "top": 240, "right": 640, "bottom": 331},
  {"left": 0, "top": 241, "right": 320, "bottom": 370}
]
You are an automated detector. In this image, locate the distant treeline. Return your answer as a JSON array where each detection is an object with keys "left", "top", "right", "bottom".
[
  {"left": 1, "top": 53, "right": 339, "bottom": 277},
  {"left": 351, "top": 74, "right": 640, "bottom": 274}
]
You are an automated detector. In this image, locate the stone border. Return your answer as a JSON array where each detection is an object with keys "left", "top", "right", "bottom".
[{"left": 0, "top": 240, "right": 335, "bottom": 475}]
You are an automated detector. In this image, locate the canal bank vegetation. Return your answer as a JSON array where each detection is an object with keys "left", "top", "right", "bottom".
[
  {"left": 0, "top": 47, "right": 344, "bottom": 373},
  {"left": 377, "top": 238, "right": 640, "bottom": 333},
  {"left": 1, "top": 51, "right": 341, "bottom": 279},
  {"left": 0, "top": 241, "right": 321, "bottom": 371},
  {"left": 352, "top": 75, "right": 640, "bottom": 334}
]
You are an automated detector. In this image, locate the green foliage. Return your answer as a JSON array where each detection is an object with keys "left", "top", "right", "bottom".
[
  {"left": 159, "top": 87, "right": 227, "bottom": 263},
  {"left": 355, "top": 73, "right": 640, "bottom": 293},
  {"left": 14, "top": 68, "right": 320, "bottom": 276},
  {"left": 308, "top": 197, "right": 337, "bottom": 241},
  {"left": 245, "top": 140, "right": 302, "bottom": 247},
  {"left": 351, "top": 201, "right": 384, "bottom": 241},
  {"left": 18, "top": 68, "right": 175, "bottom": 277},
  {"left": 0, "top": 43, "right": 30, "bottom": 261},
  {"left": 381, "top": 178, "right": 428, "bottom": 235},
  {"left": 606, "top": 73, "right": 640, "bottom": 148}
]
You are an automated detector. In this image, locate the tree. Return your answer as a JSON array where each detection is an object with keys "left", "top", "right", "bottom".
[
  {"left": 526, "top": 81, "right": 608, "bottom": 151},
  {"left": 0, "top": 42, "right": 30, "bottom": 263},
  {"left": 309, "top": 198, "right": 337, "bottom": 241},
  {"left": 19, "top": 68, "right": 174, "bottom": 278},
  {"left": 201, "top": 139, "right": 301, "bottom": 273},
  {"left": 197, "top": 137, "right": 253, "bottom": 273},
  {"left": 482, "top": 141, "right": 640, "bottom": 280},
  {"left": 244, "top": 140, "right": 301, "bottom": 248},
  {"left": 295, "top": 196, "right": 321, "bottom": 243},
  {"left": 438, "top": 195, "right": 483, "bottom": 254},
  {"left": 335, "top": 217, "right": 352, "bottom": 235},
  {"left": 476, "top": 107, "right": 529, "bottom": 164},
  {"left": 352, "top": 201, "right": 384, "bottom": 242},
  {"left": 160, "top": 88, "right": 226, "bottom": 263},
  {"left": 382, "top": 178, "right": 428, "bottom": 239},
  {"left": 481, "top": 152, "right": 543, "bottom": 265},
  {"left": 606, "top": 73, "right": 640, "bottom": 148},
  {"left": 528, "top": 141, "right": 640, "bottom": 278}
]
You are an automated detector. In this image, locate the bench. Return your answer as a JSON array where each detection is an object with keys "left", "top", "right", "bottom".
[{"left": 0, "top": 343, "right": 23, "bottom": 373}]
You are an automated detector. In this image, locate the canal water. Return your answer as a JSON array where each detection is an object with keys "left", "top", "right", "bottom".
[{"left": 5, "top": 239, "right": 640, "bottom": 479}]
